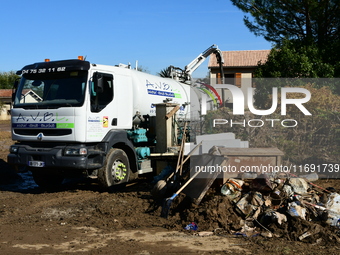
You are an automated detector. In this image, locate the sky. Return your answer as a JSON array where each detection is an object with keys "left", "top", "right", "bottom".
[{"left": 0, "top": 0, "right": 272, "bottom": 78}]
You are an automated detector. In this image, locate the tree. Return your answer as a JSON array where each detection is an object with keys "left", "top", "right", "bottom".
[
  {"left": 231, "top": 0, "right": 340, "bottom": 76},
  {"left": 231, "top": 0, "right": 340, "bottom": 46},
  {"left": 158, "top": 67, "right": 172, "bottom": 78},
  {"left": 137, "top": 65, "right": 150, "bottom": 73},
  {"left": 255, "top": 40, "right": 334, "bottom": 78},
  {"left": 0, "top": 71, "right": 20, "bottom": 89}
]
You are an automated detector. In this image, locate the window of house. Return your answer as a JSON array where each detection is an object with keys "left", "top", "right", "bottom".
[{"left": 224, "top": 73, "right": 242, "bottom": 87}]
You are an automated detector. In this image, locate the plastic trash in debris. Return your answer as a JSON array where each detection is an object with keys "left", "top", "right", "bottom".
[
  {"left": 236, "top": 192, "right": 264, "bottom": 217},
  {"left": 250, "top": 174, "right": 273, "bottom": 192},
  {"left": 184, "top": 222, "right": 198, "bottom": 231},
  {"left": 272, "top": 211, "right": 287, "bottom": 225},
  {"left": 283, "top": 184, "right": 294, "bottom": 196},
  {"left": 251, "top": 192, "right": 264, "bottom": 206},
  {"left": 326, "top": 216, "right": 340, "bottom": 228},
  {"left": 236, "top": 195, "right": 253, "bottom": 216},
  {"left": 299, "top": 231, "right": 312, "bottom": 240},
  {"left": 261, "top": 232, "right": 273, "bottom": 238},
  {"left": 241, "top": 173, "right": 258, "bottom": 180},
  {"left": 288, "top": 178, "right": 309, "bottom": 195},
  {"left": 302, "top": 200, "right": 339, "bottom": 227},
  {"left": 195, "top": 231, "right": 214, "bottom": 237},
  {"left": 234, "top": 221, "right": 260, "bottom": 237},
  {"left": 300, "top": 172, "right": 319, "bottom": 182},
  {"left": 221, "top": 179, "right": 244, "bottom": 201},
  {"left": 260, "top": 210, "right": 287, "bottom": 226},
  {"left": 273, "top": 189, "right": 281, "bottom": 197},
  {"left": 283, "top": 178, "right": 309, "bottom": 196},
  {"left": 325, "top": 193, "right": 340, "bottom": 211},
  {"left": 287, "top": 201, "right": 306, "bottom": 220},
  {"left": 221, "top": 184, "right": 241, "bottom": 199},
  {"left": 325, "top": 193, "right": 340, "bottom": 227}
]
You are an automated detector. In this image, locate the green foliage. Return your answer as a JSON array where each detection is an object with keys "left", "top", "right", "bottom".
[
  {"left": 232, "top": 0, "right": 340, "bottom": 83},
  {"left": 0, "top": 71, "right": 20, "bottom": 89},
  {"left": 255, "top": 40, "right": 335, "bottom": 78},
  {"left": 230, "top": 0, "right": 340, "bottom": 47},
  {"left": 252, "top": 40, "right": 340, "bottom": 106},
  {"left": 158, "top": 67, "right": 171, "bottom": 78}
]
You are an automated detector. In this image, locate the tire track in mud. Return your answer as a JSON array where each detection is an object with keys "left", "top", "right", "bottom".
[{"left": 11, "top": 227, "right": 248, "bottom": 254}]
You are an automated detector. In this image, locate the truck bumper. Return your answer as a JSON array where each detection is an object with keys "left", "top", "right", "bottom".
[{"left": 7, "top": 143, "right": 104, "bottom": 173}]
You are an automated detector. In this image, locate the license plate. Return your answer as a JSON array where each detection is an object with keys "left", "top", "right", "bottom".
[{"left": 28, "top": 161, "right": 45, "bottom": 167}]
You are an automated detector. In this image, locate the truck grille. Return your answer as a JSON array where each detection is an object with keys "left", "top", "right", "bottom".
[{"left": 14, "top": 129, "right": 72, "bottom": 136}]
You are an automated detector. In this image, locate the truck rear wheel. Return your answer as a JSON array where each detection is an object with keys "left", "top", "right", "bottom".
[{"left": 98, "top": 148, "right": 130, "bottom": 189}]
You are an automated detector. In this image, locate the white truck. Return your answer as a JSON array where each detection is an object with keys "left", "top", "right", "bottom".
[{"left": 7, "top": 45, "right": 224, "bottom": 189}]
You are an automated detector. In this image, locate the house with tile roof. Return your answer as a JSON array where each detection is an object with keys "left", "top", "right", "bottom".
[
  {"left": 0, "top": 89, "right": 42, "bottom": 120},
  {"left": 0, "top": 89, "right": 12, "bottom": 120},
  {"left": 208, "top": 50, "right": 270, "bottom": 108}
]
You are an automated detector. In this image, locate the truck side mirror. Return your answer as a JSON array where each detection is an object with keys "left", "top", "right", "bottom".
[
  {"left": 12, "top": 80, "right": 19, "bottom": 102},
  {"left": 93, "top": 72, "right": 104, "bottom": 94}
]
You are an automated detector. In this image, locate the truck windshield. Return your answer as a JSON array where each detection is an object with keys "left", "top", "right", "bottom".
[{"left": 13, "top": 71, "right": 88, "bottom": 109}]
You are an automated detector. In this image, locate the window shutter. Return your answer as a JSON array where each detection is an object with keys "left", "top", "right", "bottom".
[
  {"left": 217, "top": 73, "right": 221, "bottom": 84},
  {"left": 235, "top": 73, "right": 241, "bottom": 87}
]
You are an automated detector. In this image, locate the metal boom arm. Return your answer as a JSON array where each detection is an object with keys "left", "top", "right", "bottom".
[{"left": 184, "top": 44, "right": 224, "bottom": 81}]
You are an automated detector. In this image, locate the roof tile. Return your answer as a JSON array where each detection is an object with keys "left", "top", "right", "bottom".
[
  {"left": 0, "top": 89, "right": 13, "bottom": 97},
  {"left": 209, "top": 50, "right": 270, "bottom": 67}
]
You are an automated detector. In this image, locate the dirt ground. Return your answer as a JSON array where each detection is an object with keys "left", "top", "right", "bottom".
[{"left": 1, "top": 120, "right": 340, "bottom": 255}]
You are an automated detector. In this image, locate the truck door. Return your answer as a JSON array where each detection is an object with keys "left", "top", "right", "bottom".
[
  {"left": 86, "top": 72, "right": 116, "bottom": 141},
  {"left": 86, "top": 71, "right": 133, "bottom": 141},
  {"left": 90, "top": 72, "right": 114, "bottom": 113}
]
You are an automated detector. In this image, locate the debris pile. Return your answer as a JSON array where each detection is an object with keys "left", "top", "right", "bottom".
[
  {"left": 152, "top": 146, "right": 340, "bottom": 244},
  {"left": 175, "top": 173, "right": 340, "bottom": 244},
  {"left": 152, "top": 145, "right": 340, "bottom": 243}
]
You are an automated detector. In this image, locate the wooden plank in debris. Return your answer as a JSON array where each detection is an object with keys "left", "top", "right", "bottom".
[
  {"left": 195, "top": 160, "right": 228, "bottom": 205},
  {"left": 182, "top": 153, "right": 226, "bottom": 205}
]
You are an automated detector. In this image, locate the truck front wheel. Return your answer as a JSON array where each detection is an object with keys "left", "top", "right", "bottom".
[{"left": 98, "top": 148, "right": 130, "bottom": 189}]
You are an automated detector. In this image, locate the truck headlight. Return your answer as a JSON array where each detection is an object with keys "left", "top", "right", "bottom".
[{"left": 64, "top": 148, "right": 87, "bottom": 156}]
